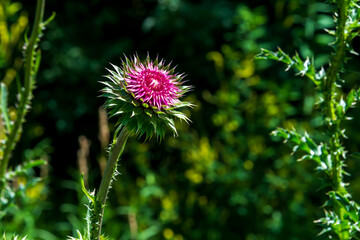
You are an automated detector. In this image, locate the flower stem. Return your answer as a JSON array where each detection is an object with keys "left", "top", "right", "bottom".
[
  {"left": 0, "top": 0, "right": 45, "bottom": 188},
  {"left": 94, "top": 127, "right": 130, "bottom": 239}
]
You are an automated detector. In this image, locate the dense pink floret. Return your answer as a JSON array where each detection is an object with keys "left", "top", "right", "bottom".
[{"left": 124, "top": 61, "right": 181, "bottom": 110}]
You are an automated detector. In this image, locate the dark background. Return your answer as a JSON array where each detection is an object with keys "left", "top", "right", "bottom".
[{"left": 3, "top": 0, "right": 360, "bottom": 239}]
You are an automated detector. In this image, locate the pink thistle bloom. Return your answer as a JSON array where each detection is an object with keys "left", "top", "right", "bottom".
[
  {"left": 124, "top": 57, "right": 182, "bottom": 110},
  {"left": 102, "top": 54, "right": 192, "bottom": 139}
]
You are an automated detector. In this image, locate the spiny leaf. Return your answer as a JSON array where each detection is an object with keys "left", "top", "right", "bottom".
[
  {"left": 80, "top": 173, "right": 95, "bottom": 204},
  {"left": 256, "top": 48, "right": 320, "bottom": 86}
]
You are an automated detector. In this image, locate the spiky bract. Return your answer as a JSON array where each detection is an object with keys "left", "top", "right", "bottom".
[{"left": 101, "top": 54, "right": 192, "bottom": 140}]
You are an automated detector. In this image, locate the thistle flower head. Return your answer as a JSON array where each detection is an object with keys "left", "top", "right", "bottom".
[
  {"left": 102, "top": 54, "right": 193, "bottom": 140},
  {"left": 125, "top": 58, "right": 181, "bottom": 110}
]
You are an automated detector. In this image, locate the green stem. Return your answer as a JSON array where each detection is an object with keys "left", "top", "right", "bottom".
[
  {"left": 0, "top": 0, "right": 45, "bottom": 186},
  {"left": 323, "top": 0, "right": 348, "bottom": 122},
  {"left": 94, "top": 127, "right": 130, "bottom": 240},
  {"left": 323, "top": 0, "right": 348, "bottom": 191},
  {"left": 323, "top": 1, "right": 350, "bottom": 239}
]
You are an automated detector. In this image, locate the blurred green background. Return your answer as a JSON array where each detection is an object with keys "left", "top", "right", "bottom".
[{"left": 2, "top": 0, "right": 360, "bottom": 239}]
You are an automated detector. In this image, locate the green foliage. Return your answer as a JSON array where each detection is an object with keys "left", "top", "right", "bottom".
[
  {"left": 79, "top": 174, "right": 103, "bottom": 240},
  {"left": 89, "top": 1, "right": 332, "bottom": 239},
  {"left": 4, "top": 0, "right": 360, "bottom": 239},
  {"left": 257, "top": 48, "right": 321, "bottom": 86},
  {"left": 93, "top": 2, "right": 327, "bottom": 239},
  {"left": 259, "top": 0, "right": 360, "bottom": 239},
  {"left": 1, "top": 162, "right": 44, "bottom": 218},
  {"left": 78, "top": 174, "right": 98, "bottom": 240},
  {"left": 0, "top": 0, "right": 28, "bottom": 85},
  {"left": 0, "top": 0, "right": 53, "bottom": 190},
  {"left": 0, "top": 0, "right": 52, "bottom": 238},
  {"left": 0, "top": 139, "right": 51, "bottom": 238}
]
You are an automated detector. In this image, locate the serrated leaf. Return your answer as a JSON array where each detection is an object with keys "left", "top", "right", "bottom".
[{"left": 256, "top": 48, "right": 320, "bottom": 86}]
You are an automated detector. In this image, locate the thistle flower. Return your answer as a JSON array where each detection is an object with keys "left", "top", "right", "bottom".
[{"left": 102, "top": 54, "right": 193, "bottom": 140}]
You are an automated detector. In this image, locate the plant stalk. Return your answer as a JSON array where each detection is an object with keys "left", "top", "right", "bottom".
[
  {"left": 0, "top": 0, "right": 45, "bottom": 187},
  {"left": 325, "top": 0, "right": 348, "bottom": 191},
  {"left": 323, "top": 0, "right": 348, "bottom": 122},
  {"left": 94, "top": 127, "right": 130, "bottom": 240},
  {"left": 323, "top": 0, "right": 350, "bottom": 239}
]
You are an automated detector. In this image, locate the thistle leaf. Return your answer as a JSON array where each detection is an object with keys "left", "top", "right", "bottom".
[
  {"left": 256, "top": 48, "right": 320, "bottom": 86},
  {"left": 80, "top": 173, "right": 95, "bottom": 204}
]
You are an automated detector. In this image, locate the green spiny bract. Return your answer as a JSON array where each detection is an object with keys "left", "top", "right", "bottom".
[{"left": 101, "top": 54, "right": 193, "bottom": 141}]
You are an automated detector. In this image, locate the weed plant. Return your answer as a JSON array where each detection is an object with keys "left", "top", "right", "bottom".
[{"left": 258, "top": 0, "right": 360, "bottom": 239}]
